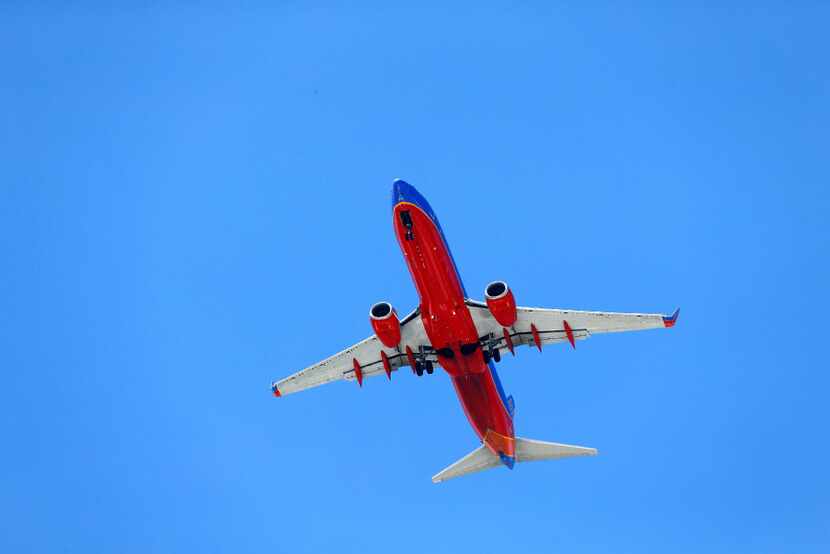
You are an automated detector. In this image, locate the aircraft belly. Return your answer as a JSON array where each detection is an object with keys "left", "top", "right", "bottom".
[
  {"left": 393, "top": 195, "right": 514, "bottom": 453},
  {"left": 452, "top": 370, "right": 515, "bottom": 454},
  {"left": 393, "top": 202, "right": 479, "bottom": 358}
]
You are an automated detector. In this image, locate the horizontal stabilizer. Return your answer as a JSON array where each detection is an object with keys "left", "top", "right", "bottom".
[
  {"left": 431, "top": 437, "right": 597, "bottom": 483},
  {"left": 514, "top": 437, "right": 597, "bottom": 462},
  {"left": 431, "top": 445, "right": 501, "bottom": 483}
]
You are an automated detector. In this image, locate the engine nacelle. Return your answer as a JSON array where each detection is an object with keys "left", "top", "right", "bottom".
[
  {"left": 369, "top": 301, "right": 402, "bottom": 348},
  {"left": 485, "top": 281, "right": 517, "bottom": 327}
]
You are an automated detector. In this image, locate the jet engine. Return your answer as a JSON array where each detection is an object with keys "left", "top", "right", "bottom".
[
  {"left": 485, "top": 281, "right": 517, "bottom": 327},
  {"left": 369, "top": 301, "right": 402, "bottom": 348}
]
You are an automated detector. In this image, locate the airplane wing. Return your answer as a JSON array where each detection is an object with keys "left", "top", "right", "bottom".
[
  {"left": 272, "top": 308, "right": 432, "bottom": 396},
  {"left": 467, "top": 300, "right": 678, "bottom": 353}
]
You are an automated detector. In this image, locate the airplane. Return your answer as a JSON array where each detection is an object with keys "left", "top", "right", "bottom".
[{"left": 271, "top": 179, "right": 679, "bottom": 483}]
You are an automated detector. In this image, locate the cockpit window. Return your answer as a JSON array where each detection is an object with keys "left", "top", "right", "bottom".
[{"left": 399, "top": 210, "right": 414, "bottom": 241}]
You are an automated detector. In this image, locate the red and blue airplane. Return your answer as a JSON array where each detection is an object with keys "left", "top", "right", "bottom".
[{"left": 272, "top": 179, "right": 678, "bottom": 483}]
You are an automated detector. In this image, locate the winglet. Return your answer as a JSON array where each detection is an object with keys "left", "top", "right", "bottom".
[{"left": 663, "top": 308, "right": 680, "bottom": 328}]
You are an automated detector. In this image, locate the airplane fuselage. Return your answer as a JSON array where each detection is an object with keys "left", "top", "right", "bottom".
[{"left": 392, "top": 181, "right": 516, "bottom": 465}]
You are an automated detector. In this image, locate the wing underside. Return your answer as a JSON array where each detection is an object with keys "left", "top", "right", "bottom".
[
  {"left": 467, "top": 300, "right": 677, "bottom": 354},
  {"left": 273, "top": 301, "right": 677, "bottom": 396},
  {"left": 272, "top": 308, "right": 435, "bottom": 396}
]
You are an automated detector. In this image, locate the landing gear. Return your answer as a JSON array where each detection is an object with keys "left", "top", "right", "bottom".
[
  {"left": 414, "top": 361, "right": 434, "bottom": 376},
  {"left": 482, "top": 347, "right": 501, "bottom": 364}
]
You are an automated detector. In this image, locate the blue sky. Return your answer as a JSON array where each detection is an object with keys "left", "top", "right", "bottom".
[{"left": 1, "top": 3, "right": 828, "bottom": 552}]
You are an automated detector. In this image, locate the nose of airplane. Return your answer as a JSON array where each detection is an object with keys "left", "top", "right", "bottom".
[
  {"left": 391, "top": 178, "right": 434, "bottom": 216},
  {"left": 392, "top": 179, "right": 432, "bottom": 208},
  {"left": 391, "top": 178, "right": 413, "bottom": 205}
]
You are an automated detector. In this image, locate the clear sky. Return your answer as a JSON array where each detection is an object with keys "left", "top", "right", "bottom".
[{"left": 1, "top": 3, "right": 828, "bottom": 553}]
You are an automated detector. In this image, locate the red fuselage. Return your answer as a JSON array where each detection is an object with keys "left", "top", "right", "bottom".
[{"left": 392, "top": 190, "right": 515, "bottom": 462}]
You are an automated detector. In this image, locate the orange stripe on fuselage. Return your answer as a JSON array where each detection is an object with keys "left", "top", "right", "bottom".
[{"left": 484, "top": 428, "right": 516, "bottom": 459}]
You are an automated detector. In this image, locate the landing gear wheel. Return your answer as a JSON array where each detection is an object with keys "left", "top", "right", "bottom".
[
  {"left": 482, "top": 351, "right": 491, "bottom": 364},
  {"left": 425, "top": 361, "right": 434, "bottom": 375},
  {"left": 415, "top": 363, "right": 424, "bottom": 377},
  {"left": 492, "top": 349, "right": 501, "bottom": 363}
]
